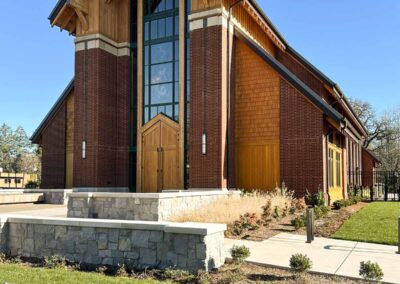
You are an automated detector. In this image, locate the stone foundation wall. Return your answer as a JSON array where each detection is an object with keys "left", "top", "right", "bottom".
[
  {"left": 0, "top": 189, "right": 72, "bottom": 205},
  {"left": 26, "top": 189, "right": 73, "bottom": 205},
  {"left": 0, "top": 216, "right": 226, "bottom": 272},
  {"left": 67, "top": 190, "right": 241, "bottom": 221}
]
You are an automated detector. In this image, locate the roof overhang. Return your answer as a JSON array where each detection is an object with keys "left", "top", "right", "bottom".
[
  {"left": 48, "top": 0, "right": 89, "bottom": 35},
  {"left": 362, "top": 147, "right": 382, "bottom": 165},
  {"left": 286, "top": 43, "right": 368, "bottom": 138},
  {"left": 30, "top": 79, "right": 74, "bottom": 144},
  {"left": 241, "top": 0, "right": 287, "bottom": 51},
  {"left": 235, "top": 27, "right": 344, "bottom": 126}
]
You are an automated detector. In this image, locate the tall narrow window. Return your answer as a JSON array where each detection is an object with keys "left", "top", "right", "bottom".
[{"left": 143, "top": 0, "right": 180, "bottom": 124}]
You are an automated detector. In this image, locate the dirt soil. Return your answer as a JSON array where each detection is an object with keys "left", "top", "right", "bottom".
[
  {"left": 205, "top": 262, "right": 368, "bottom": 284},
  {"left": 311, "top": 202, "right": 368, "bottom": 238},
  {"left": 227, "top": 203, "right": 368, "bottom": 241}
]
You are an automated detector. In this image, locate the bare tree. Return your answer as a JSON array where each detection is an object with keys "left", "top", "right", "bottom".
[
  {"left": 349, "top": 99, "right": 400, "bottom": 171},
  {"left": 349, "top": 98, "right": 388, "bottom": 148}
]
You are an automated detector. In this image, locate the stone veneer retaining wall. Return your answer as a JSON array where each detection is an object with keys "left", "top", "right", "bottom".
[
  {"left": 0, "top": 189, "right": 72, "bottom": 205},
  {"left": 0, "top": 216, "right": 226, "bottom": 272},
  {"left": 67, "top": 190, "right": 241, "bottom": 221}
]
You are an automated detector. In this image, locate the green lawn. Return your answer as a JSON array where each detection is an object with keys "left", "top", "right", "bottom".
[
  {"left": 0, "top": 264, "right": 166, "bottom": 284},
  {"left": 333, "top": 202, "right": 400, "bottom": 245}
]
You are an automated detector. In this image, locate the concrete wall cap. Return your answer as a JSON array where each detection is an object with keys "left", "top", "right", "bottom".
[
  {"left": 1, "top": 215, "right": 226, "bottom": 235},
  {"left": 67, "top": 190, "right": 240, "bottom": 199}
]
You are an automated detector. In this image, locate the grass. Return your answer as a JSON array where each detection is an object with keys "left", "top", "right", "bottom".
[
  {"left": 0, "top": 263, "right": 166, "bottom": 284},
  {"left": 332, "top": 202, "right": 400, "bottom": 245},
  {"left": 170, "top": 190, "right": 293, "bottom": 224}
]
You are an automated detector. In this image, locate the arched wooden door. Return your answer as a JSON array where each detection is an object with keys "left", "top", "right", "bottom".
[{"left": 141, "top": 114, "right": 181, "bottom": 192}]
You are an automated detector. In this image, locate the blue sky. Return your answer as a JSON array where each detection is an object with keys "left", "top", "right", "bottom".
[{"left": 0, "top": 1, "right": 399, "bottom": 136}]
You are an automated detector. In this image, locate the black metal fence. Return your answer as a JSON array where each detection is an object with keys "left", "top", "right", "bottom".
[{"left": 348, "top": 171, "right": 400, "bottom": 201}]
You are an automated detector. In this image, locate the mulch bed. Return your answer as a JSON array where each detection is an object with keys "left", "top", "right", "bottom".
[
  {"left": 226, "top": 202, "right": 368, "bottom": 241},
  {"left": 205, "top": 262, "right": 367, "bottom": 284}
]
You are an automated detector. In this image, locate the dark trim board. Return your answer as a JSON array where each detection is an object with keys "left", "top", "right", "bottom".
[
  {"left": 49, "top": 0, "right": 67, "bottom": 23},
  {"left": 234, "top": 27, "right": 344, "bottom": 124}
]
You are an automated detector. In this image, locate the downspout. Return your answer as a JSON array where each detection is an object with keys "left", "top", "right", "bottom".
[{"left": 226, "top": 0, "right": 244, "bottom": 189}]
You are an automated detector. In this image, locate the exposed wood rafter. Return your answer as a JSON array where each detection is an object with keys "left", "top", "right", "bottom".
[{"left": 74, "top": 7, "right": 89, "bottom": 31}]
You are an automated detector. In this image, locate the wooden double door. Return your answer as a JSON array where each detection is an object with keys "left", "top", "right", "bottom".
[{"left": 141, "top": 115, "right": 181, "bottom": 192}]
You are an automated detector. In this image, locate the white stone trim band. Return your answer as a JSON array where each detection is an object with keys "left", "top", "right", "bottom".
[
  {"left": 67, "top": 190, "right": 239, "bottom": 199},
  {"left": 75, "top": 34, "right": 130, "bottom": 57},
  {"left": 1, "top": 215, "right": 226, "bottom": 236}
]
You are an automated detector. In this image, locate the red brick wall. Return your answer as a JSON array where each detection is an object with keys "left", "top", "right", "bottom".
[
  {"left": 277, "top": 51, "right": 325, "bottom": 98},
  {"left": 280, "top": 79, "right": 324, "bottom": 197},
  {"left": 41, "top": 102, "right": 66, "bottom": 189},
  {"left": 189, "top": 25, "right": 226, "bottom": 188},
  {"left": 362, "top": 149, "right": 375, "bottom": 187},
  {"left": 74, "top": 48, "right": 130, "bottom": 188}
]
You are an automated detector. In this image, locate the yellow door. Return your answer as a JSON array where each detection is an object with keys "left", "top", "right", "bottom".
[
  {"left": 328, "top": 143, "right": 343, "bottom": 202},
  {"left": 141, "top": 114, "right": 181, "bottom": 192}
]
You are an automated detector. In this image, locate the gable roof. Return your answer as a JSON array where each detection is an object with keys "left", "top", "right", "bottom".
[
  {"left": 49, "top": 0, "right": 67, "bottom": 23},
  {"left": 248, "top": 0, "right": 367, "bottom": 136},
  {"left": 362, "top": 147, "right": 382, "bottom": 164},
  {"left": 235, "top": 27, "right": 344, "bottom": 125},
  {"left": 30, "top": 79, "right": 74, "bottom": 143}
]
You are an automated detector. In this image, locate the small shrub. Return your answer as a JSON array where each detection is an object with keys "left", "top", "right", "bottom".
[
  {"left": 196, "top": 270, "right": 211, "bottom": 284},
  {"left": 314, "top": 205, "right": 330, "bottom": 219},
  {"left": 261, "top": 200, "right": 272, "bottom": 220},
  {"left": 9, "top": 255, "right": 22, "bottom": 264},
  {"left": 221, "top": 268, "right": 245, "bottom": 283},
  {"left": 96, "top": 265, "right": 108, "bottom": 274},
  {"left": 162, "top": 268, "right": 196, "bottom": 282},
  {"left": 0, "top": 253, "right": 7, "bottom": 263},
  {"left": 291, "top": 217, "right": 305, "bottom": 230},
  {"left": 289, "top": 254, "right": 312, "bottom": 273},
  {"left": 290, "top": 198, "right": 306, "bottom": 215},
  {"left": 227, "top": 221, "right": 245, "bottom": 236},
  {"left": 282, "top": 202, "right": 290, "bottom": 217},
  {"left": 116, "top": 264, "right": 128, "bottom": 276},
  {"left": 227, "top": 212, "right": 262, "bottom": 236},
  {"left": 305, "top": 190, "right": 325, "bottom": 207},
  {"left": 272, "top": 206, "right": 282, "bottom": 221},
  {"left": 359, "top": 261, "right": 384, "bottom": 281},
  {"left": 230, "top": 245, "right": 251, "bottom": 264},
  {"left": 240, "top": 213, "right": 262, "bottom": 231},
  {"left": 43, "top": 255, "right": 66, "bottom": 269},
  {"left": 25, "top": 180, "right": 39, "bottom": 189},
  {"left": 333, "top": 200, "right": 346, "bottom": 210}
]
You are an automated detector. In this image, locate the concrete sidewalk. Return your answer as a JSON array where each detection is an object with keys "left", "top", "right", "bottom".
[{"left": 225, "top": 233, "right": 400, "bottom": 283}]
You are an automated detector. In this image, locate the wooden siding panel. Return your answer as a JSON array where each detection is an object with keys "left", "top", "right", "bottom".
[{"left": 234, "top": 38, "right": 280, "bottom": 191}]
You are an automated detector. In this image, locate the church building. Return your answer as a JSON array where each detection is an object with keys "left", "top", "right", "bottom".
[{"left": 31, "top": 0, "right": 373, "bottom": 203}]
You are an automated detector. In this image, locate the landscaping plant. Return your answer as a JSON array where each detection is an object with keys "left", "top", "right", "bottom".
[
  {"left": 230, "top": 245, "right": 251, "bottom": 264},
  {"left": 291, "top": 216, "right": 305, "bottom": 230},
  {"left": 43, "top": 255, "right": 66, "bottom": 269},
  {"left": 289, "top": 254, "right": 312, "bottom": 273},
  {"left": 359, "top": 261, "right": 384, "bottom": 281}
]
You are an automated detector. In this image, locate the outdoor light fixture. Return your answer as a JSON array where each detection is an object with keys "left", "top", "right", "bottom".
[
  {"left": 82, "top": 141, "right": 87, "bottom": 159},
  {"left": 202, "top": 132, "right": 207, "bottom": 155}
]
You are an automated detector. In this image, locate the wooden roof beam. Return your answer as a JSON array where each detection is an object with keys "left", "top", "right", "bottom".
[{"left": 242, "top": 0, "right": 286, "bottom": 51}]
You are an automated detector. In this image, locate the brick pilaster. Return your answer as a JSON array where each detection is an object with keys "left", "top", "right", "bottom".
[{"left": 73, "top": 38, "right": 130, "bottom": 189}]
